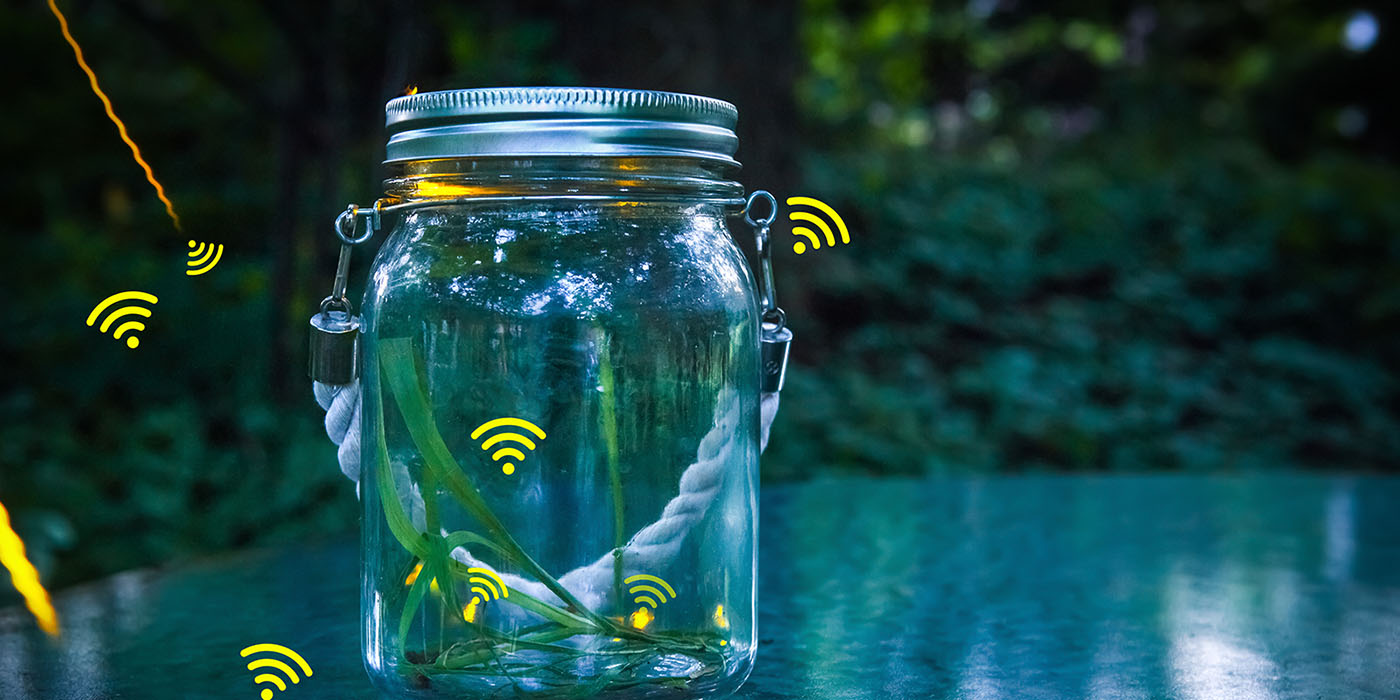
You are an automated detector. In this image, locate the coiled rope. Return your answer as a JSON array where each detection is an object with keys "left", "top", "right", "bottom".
[{"left": 314, "top": 380, "right": 778, "bottom": 611}]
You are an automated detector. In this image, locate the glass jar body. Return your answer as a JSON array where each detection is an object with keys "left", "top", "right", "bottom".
[{"left": 359, "top": 161, "right": 760, "bottom": 699}]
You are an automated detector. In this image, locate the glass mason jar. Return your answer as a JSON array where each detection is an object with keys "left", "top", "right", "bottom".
[{"left": 358, "top": 88, "right": 760, "bottom": 698}]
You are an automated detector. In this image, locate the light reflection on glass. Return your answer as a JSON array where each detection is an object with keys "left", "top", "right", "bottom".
[{"left": 521, "top": 290, "right": 550, "bottom": 316}]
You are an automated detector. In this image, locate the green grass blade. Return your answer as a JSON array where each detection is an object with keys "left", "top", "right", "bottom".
[
  {"left": 378, "top": 337, "right": 614, "bottom": 629},
  {"left": 598, "top": 338, "right": 626, "bottom": 606},
  {"left": 374, "top": 395, "right": 430, "bottom": 560},
  {"left": 397, "top": 557, "right": 436, "bottom": 655}
]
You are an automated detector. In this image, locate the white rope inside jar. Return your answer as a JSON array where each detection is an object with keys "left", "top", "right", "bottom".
[{"left": 314, "top": 380, "right": 778, "bottom": 614}]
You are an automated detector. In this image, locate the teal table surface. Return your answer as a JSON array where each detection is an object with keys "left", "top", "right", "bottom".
[{"left": 3, "top": 474, "right": 1398, "bottom": 699}]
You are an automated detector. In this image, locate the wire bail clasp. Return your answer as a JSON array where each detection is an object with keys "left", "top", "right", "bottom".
[
  {"left": 744, "top": 190, "right": 792, "bottom": 393},
  {"left": 308, "top": 202, "right": 385, "bottom": 384}
]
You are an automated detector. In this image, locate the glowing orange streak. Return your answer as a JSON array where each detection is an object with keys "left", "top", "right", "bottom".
[
  {"left": 0, "top": 499, "right": 60, "bottom": 637},
  {"left": 48, "top": 0, "right": 181, "bottom": 232}
]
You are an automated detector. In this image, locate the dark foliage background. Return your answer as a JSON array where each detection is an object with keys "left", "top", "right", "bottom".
[{"left": 1, "top": 0, "right": 1396, "bottom": 598}]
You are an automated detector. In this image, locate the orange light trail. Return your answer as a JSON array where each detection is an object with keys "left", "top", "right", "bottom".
[
  {"left": 48, "top": 0, "right": 182, "bottom": 232},
  {"left": 0, "top": 499, "right": 60, "bottom": 637}
]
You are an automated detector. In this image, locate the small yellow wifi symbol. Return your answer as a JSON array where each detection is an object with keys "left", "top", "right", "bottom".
[
  {"left": 187, "top": 239, "right": 224, "bottom": 275},
  {"left": 86, "top": 291, "right": 157, "bottom": 349},
  {"left": 786, "top": 196, "right": 850, "bottom": 254},
  {"left": 471, "top": 417, "right": 547, "bottom": 475},
  {"left": 467, "top": 566, "right": 509, "bottom": 607},
  {"left": 239, "top": 643, "right": 313, "bottom": 700},
  {"left": 625, "top": 574, "right": 676, "bottom": 609}
]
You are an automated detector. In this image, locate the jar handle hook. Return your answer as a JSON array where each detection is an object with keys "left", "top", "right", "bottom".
[
  {"left": 308, "top": 200, "right": 388, "bottom": 384},
  {"left": 743, "top": 190, "right": 792, "bottom": 393}
]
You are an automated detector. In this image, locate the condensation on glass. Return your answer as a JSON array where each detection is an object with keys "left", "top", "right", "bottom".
[{"left": 358, "top": 88, "right": 760, "bottom": 699}]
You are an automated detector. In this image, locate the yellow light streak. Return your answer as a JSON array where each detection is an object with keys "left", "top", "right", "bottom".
[
  {"left": 0, "top": 499, "right": 60, "bottom": 637},
  {"left": 407, "top": 181, "right": 515, "bottom": 199},
  {"left": 48, "top": 0, "right": 182, "bottom": 232}
]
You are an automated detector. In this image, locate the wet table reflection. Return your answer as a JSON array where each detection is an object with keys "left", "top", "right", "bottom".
[{"left": 2, "top": 474, "right": 1397, "bottom": 698}]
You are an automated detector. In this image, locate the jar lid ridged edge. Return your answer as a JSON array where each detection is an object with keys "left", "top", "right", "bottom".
[{"left": 385, "top": 87, "right": 738, "bottom": 131}]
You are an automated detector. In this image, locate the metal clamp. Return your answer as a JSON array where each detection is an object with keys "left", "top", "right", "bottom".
[
  {"left": 744, "top": 190, "right": 792, "bottom": 393},
  {"left": 309, "top": 202, "right": 388, "bottom": 384},
  {"left": 334, "top": 200, "right": 386, "bottom": 246}
]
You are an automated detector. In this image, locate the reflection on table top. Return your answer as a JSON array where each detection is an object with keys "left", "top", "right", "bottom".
[{"left": 2, "top": 473, "right": 1398, "bottom": 699}]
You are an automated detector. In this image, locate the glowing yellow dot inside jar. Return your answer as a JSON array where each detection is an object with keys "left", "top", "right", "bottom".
[
  {"left": 403, "top": 562, "right": 440, "bottom": 593},
  {"left": 629, "top": 607, "right": 654, "bottom": 630}
]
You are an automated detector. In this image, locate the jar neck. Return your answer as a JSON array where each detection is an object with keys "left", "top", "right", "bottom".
[{"left": 383, "top": 156, "right": 743, "bottom": 204}]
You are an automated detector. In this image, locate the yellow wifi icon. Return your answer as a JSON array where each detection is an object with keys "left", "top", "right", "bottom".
[
  {"left": 187, "top": 239, "right": 224, "bottom": 275},
  {"left": 239, "top": 643, "right": 313, "bottom": 700},
  {"left": 467, "top": 566, "right": 509, "bottom": 607},
  {"left": 86, "top": 291, "right": 157, "bottom": 349},
  {"left": 786, "top": 196, "right": 850, "bottom": 254},
  {"left": 625, "top": 573, "right": 676, "bottom": 609},
  {"left": 471, "top": 417, "right": 546, "bottom": 476}
]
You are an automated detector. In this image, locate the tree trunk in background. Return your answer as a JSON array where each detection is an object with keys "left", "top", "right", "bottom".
[
  {"left": 273, "top": 1, "right": 430, "bottom": 401},
  {"left": 375, "top": 2, "right": 428, "bottom": 189},
  {"left": 533, "top": 0, "right": 799, "bottom": 193},
  {"left": 517, "top": 0, "right": 800, "bottom": 299},
  {"left": 268, "top": 108, "right": 306, "bottom": 402}
]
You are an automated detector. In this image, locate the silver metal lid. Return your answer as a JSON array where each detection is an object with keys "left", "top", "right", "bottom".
[{"left": 384, "top": 87, "right": 740, "bottom": 166}]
